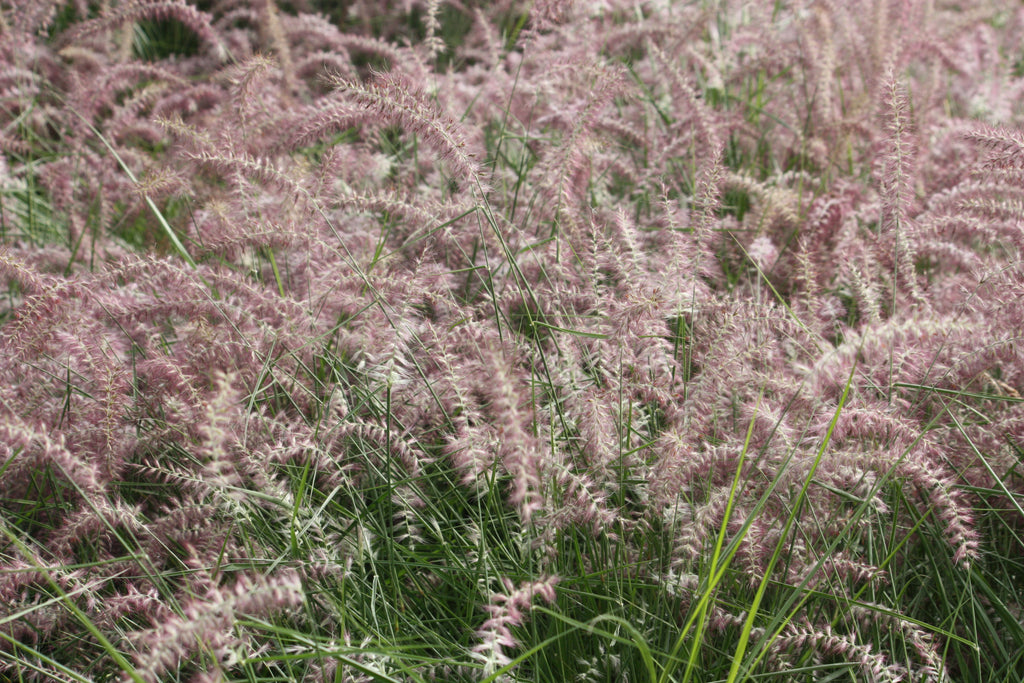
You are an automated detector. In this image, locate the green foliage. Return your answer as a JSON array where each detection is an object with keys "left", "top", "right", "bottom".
[{"left": 133, "top": 17, "right": 203, "bottom": 61}]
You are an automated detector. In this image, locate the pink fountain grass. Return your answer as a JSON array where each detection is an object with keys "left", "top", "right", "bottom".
[{"left": 1, "top": 1, "right": 1023, "bottom": 681}]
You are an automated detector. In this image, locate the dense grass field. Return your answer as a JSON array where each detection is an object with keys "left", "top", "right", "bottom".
[{"left": 2, "top": 0, "right": 1024, "bottom": 681}]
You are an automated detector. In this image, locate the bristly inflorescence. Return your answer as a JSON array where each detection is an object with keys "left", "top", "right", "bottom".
[{"left": 1, "top": 1, "right": 1023, "bottom": 681}]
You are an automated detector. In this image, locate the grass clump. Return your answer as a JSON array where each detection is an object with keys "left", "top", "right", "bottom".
[{"left": 1, "top": 1, "right": 1024, "bottom": 681}]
